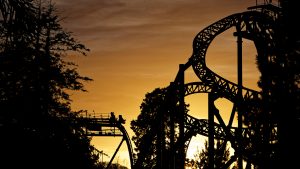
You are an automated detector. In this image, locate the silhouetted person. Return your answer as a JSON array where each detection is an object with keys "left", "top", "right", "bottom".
[
  {"left": 109, "top": 112, "right": 116, "bottom": 124},
  {"left": 118, "top": 115, "right": 125, "bottom": 124}
]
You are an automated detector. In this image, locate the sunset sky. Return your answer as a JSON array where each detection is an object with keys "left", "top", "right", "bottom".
[{"left": 52, "top": 0, "right": 276, "bottom": 167}]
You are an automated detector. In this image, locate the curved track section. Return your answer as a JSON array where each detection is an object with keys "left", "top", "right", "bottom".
[
  {"left": 190, "top": 11, "right": 273, "bottom": 102},
  {"left": 118, "top": 125, "right": 134, "bottom": 168},
  {"left": 77, "top": 115, "right": 134, "bottom": 169}
]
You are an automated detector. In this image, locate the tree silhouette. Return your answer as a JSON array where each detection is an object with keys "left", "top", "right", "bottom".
[
  {"left": 131, "top": 87, "right": 189, "bottom": 168},
  {"left": 277, "top": 1, "right": 300, "bottom": 168},
  {"left": 99, "top": 162, "right": 129, "bottom": 169},
  {"left": 244, "top": 1, "right": 300, "bottom": 168},
  {"left": 130, "top": 88, "right": 167, "bottom": 169},
  {"left": 0, "top": 1, "right": 99, "bottom": 168},
  {"left": 186, "top": 140, "right": 230, "bottom": 169}
]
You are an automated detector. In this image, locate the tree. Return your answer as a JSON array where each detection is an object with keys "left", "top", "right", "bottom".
[
  {"left": 187, "top": 140, "right": 231, "bottom": 169},
  {"left": 99, "top": 162, "right": 129, "bottom": 169},
  {"left": 131, "top": 86, "right": 189, "bottom": 169},
  {"left": 249, "top": 1, "right": 300, "bottom": 168},
  {"left": 0, "top": 1, "right": 99, "bottom": 168},
  {"left": 130, "top": 88, "right": 167, "bottom": 169}
]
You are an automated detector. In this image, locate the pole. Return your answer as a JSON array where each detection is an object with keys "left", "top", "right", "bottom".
[
  {"left": 178, "top": 64, "right": 185, "bottom": 169},
  {"left": 170, "top": 82, "right": 175, "bottom": 169},
  {"left": 105, "top": 138, "right": 125, "bottom": 169},
  {"left": 236, "top": 21, "right": 243, "bottom": 169},
  {"left": 208, "top": 93, "right": 215, "bottom": 169}
]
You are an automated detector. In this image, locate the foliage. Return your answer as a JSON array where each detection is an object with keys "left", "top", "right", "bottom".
[
  {"left": 0, "top": 0, "right": 99, "bottom": 168},
  {"left": 98, "top": 162, "right": 129, "bottom": 169},
  {"left": 186, "top": 140, "right": 230, "bottom": 169},
  {"left": 245, "top": 3, "right": 300, "bottom": 168},
  {"left": 131, "top": 86, "right": 189, "bottom": 168},
  {"left": 130, "top": 88, "right": 167, "bottom": 169}
]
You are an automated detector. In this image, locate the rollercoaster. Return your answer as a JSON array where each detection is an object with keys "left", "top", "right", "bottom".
[
  {"left": 89, "top": 2, "right": 283, "bottom": 169},
  {"left": 153, "top": 2, "right": 282, "bottom": 169}
]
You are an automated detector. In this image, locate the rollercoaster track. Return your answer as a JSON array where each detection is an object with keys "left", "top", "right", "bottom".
[
  {"left": 76, "top": 115, "right": 134, "bottom": 169},
  {"left": 118, "top": 124, "right": 134, "bottom": 168},
  {"left": 175, "top": 9, "right": 279, "bottom": 141},
  {"left": 185, "top": 114, "right": 233, "bottom": 140},
  {"left": 179, "top": 10, "right": 277, "bottom": 102},
  {"left": 183, "top": 82, "right": 277, "bottom": 138},
  {"left": 184, "top": 82, "right": 212, "bottom": 96},
  {"left": 189, "top": 11, "right": 273, "bottom": 102},
  {"left": 179, "top": 9, "right": 279, "bottom": 131},
  {"left": 183, "top": 114, "right": 277, "bottom": 146},
  {"left": 171, "top": 6, "right": 280, "bottom": 165},
  {"left": 136, "top": 5, "right": 281, "bottom": 168}
]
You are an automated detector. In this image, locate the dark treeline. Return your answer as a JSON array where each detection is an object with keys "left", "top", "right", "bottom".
[{"left": 0, "top": 1, "right": 103, "bottom": 168}]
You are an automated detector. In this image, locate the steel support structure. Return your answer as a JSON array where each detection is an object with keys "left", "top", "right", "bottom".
[
  {"left": 235, "top": 20, "right": 244, "bottom": 169},
  {"left": 106, "top": 138, "right": 125, "bottom": 169},
  {"left": 208, "top": 93, "right": 215, "bottom": 169},
  {"left": 178, "top": 64, "right": 185, "bottom": 169},
  {"left": 159, "top": 4, "right": 281, "bottom": 169},
  {"left": 170, "top": 82, "right": 175, "bottom": 169}
]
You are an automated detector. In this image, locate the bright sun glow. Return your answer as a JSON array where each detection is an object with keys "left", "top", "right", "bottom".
[{"left": 186, "top": 135, "right": 207, "bottom": 159}]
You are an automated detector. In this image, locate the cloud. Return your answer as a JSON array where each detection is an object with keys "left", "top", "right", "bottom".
[{"left": 52, "top": 0, "right": 254, "bottom": 54}]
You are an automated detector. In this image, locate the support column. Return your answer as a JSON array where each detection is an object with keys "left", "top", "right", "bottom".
[
  {"left": 106, "top": 138, "right": 125, "bottom": 169},
  {"left": 178, "top": 64, "right": 185, "bottom": 169},
  {"left": 208, "top": 93, "right": 215, "bottom": 169},
  {"left": 235, "top": 21, "right": 243, "bottom": 169},
  {"left": 170, "top": 82, "right": 175, "bottom": 169}
]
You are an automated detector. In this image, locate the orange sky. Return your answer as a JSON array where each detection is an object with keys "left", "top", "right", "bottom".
[{"left": 52, "top": 0, "right": 277, "bottom": 167}]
